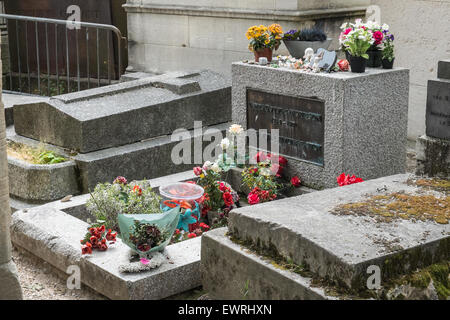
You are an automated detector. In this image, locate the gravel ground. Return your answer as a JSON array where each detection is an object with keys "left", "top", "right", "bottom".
[{"left": 11, "top": 245, "right": 106, "bottom": 300}]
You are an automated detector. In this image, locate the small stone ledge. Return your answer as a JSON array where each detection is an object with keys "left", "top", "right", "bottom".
[
  {"left": 7, "top": 157, "right": 80, "bottom": 202},
  {"left": 123, "top": 4, "right": 367, "bottom": 22}
]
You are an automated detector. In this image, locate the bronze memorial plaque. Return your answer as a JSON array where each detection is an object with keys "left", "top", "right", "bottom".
[{"left": 247, "top": 89, "right": 325, "bottom": 166}]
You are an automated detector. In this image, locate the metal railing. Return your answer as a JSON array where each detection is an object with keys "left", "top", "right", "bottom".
[{"left": 0, "top": 13, "right": 127, "bottom": 96}]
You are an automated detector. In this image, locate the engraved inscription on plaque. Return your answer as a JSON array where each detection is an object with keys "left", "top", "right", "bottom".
[
  {"left": 426, "top": 80, "right": 450, "bottom": 140},
  {"left": 246, "top": 89, "right": 325, "bottom": 165}
]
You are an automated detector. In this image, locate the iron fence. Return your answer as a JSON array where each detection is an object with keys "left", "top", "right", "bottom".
[{"left": 0, "top": 13, "right": 127, "bottom": 96}]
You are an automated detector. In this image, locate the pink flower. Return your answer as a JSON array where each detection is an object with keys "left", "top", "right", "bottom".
[
  {"left": 247, "top": 192, "right": 260, "bottom": 205},
  {"left": 113, "top": 176, "right": 127, "bottom": 185},
  {"left": 254, "top": 151, "right": 268, "bottom": 163},
  {"left": 372, "top": 31, "right": 384, "bottom": 45},
  {"left": 344, "top": 28, "right": 352, "bottom": 35},
  {"left": 140, "top": 258, "right": 150, "bottom": 265},
  {"left": 193, "top": 167, "right": 203, "bottom": 176}
]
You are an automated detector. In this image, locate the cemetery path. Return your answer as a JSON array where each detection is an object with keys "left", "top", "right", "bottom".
[{"left": 11, "top": 245, "right": 105, "bottom": 300}]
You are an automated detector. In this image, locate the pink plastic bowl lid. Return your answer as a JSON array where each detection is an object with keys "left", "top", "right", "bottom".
[{"left": 159, "top": 182, "right": 204, "bottom": 201}]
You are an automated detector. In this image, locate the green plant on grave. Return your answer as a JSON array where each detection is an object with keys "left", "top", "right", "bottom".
[
  {"left": 382, "top": 31, "right": 395, "bottom": 62},
  {"left": 86, "top": 176, "right": 162, "bottom": 232},
  {"left": 37, "top": 150, "right": 66, "bottom": 164}
]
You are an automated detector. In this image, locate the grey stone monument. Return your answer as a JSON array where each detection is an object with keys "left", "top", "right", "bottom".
[
  {"left": 232, "top": 62, "right": 410, "bottom": 189},
  {"left": 416, "top": 60, "right": 450, "bottom": 178}
]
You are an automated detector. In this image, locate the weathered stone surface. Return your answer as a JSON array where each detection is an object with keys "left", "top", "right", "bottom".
[
  {"left": 232, "top": 63, "right": 410, "bottom": 189},
  {"left": 8, "top": 158, "right": 80, "bottom": 202},
  {"left": 426, "top": 79, "right": 450, "bottom": 140},
  {"left": 2, "top": 93, "right": 48, "bottom": 127},
  {"left": 438, "top": 60, "right": 450, "bottom": 80},
  {"left": 416, "top": 135, "right": 450, "bottom": 178},
  {"left": 73, "top": 122, "right": 228, "bottom": 192},
  {"left": 228, "top": 174, "right": 449, "bottom": 289},
  {"left": 201, "top": 227, "right": 334, "bottom": 300},
  {"left": 11, "top": 208, "right": 202, "bottom": 300},
  {"left": 0, "top": 261, "right": 23, "bottom": 299},
  {"left": 13, "top": 70, "right": 231, "bottom": 152}
]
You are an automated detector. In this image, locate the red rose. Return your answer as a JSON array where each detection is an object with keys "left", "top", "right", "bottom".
[
  {"left": 344, "top": 28, "right": 352, "bottom": 35},
  {"left": 337, "top": 173, "right": 363, "bottom": 186},
  {"left": 175, "top": 229, "right": 180, "bottom": 235},
  {"left": 218, "top": 182, "right": 229, "bottom": 192},
  {"left": 187, "top": 233, "right": 197, "bottom": 239},
  {"left": 106, "top": 231, "right": 117, "bottom": 242},
  {"left": 338, "top": 59, "right": 349, "bottom": 71},
  {"left": 199, "top": 223, "right": 210, "bottom": 231},
  {"left": 291, "top": 176, "right": 301, "bottom": 187},
  {"left": 193, "top": 167, "right": 203, "bottom": 176},
  {"left": 223, "top": 192, "right": 234, "bottom": 207},
  {"left": 247, "top": 192, "right": 260, "bottom": 205}
]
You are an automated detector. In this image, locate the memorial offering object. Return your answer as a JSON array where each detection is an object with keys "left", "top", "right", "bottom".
[
  {"left": 159, "top": 182, "right": 205, "bottom": 232},
  {"left": 382, "top": 30, "right": 395, "bottom": 69},
  {"left": 246, "top": 24, "right": 283, "bottom": 62},
  {"left": 80, "top": 225, "right": 117, "bottom": 255},
  {"left": 282, "top": 28, "right": 332, "bottom": 59},
  {"left": 339, "top": 19, "right": 374, "bottom": 73},
  {"left": 118, "top": 206, "right": 180, "bottom": 258}
]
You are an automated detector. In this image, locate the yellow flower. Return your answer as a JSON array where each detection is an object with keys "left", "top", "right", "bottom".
[
  {"left": 269, "top": 24, "right": 283, "bottom": 35},
  {"left": 200, "top": 173, "right": 205, "bottom": 179}
]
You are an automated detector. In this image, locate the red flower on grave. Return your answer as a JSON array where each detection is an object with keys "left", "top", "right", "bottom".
[
  {"left": 337, "top": 173, "right": 364, "bottom": 186},
  {"left": 187, "top": 233, "right": 197, "bottom": 239},
  {"left": 199, "top": 223, "right": 210, "bottom": 231},
  {"left": 81, "top": 242, "right": 92, "bottom": 255},
  {"left": 223, "top": 192, "right": 234, "bottom": 207},
  {"left": 248, "top": 192, "right": 260, "bottom": 205},
  {"left": 132, "top": 185, "right": 143, "bottom": 196},
  {"left": 291, "top": 176, "right": 301, "bottom": 188},
  {"left": 338, "top": 59, "right": 349, "bottom": 71},
  {"left": 218, "top": 182, "right": 229, "bottom": 193}
]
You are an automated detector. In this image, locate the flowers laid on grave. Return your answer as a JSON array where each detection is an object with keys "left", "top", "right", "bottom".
[
  {"left": 80, "top": 225, "right": 117, "bottom": 255},
  {"left": 381, "top": 29, "right": 395, "bottom": 69},
  {"left": 246, "top": 24, "right": 283, "bottom": 62},
  {"left": 86, "top": 176, "right": 161, "bottom": 232},
  {"left": 337, "top": 173, "right": 364, "bottom": 186},
  {"left": 171, "top": 222, "right": 211, "bottom": 243},
  {"left": 337, "top": 59, "right": 350, "bottom": 71},
  {"left": 242, "top": 151, "right": 301, "bottom": 205},
  {"left": 194, "top": 165, "right": 239, "bottom": 218},
  {"left": 339, "top": 19, "right": 374, "bottom": 73}
]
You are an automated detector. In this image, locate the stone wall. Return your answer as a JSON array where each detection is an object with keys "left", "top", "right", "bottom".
[
  {"left": 370, "top": 0, "right": 450, "bottom": 141},
  {"left": 124, "top": 0, "right": 368, "bottom": 76}
]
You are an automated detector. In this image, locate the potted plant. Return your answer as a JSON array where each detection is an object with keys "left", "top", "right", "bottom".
[
  {"left": 282, "top": 28, "right": 332, "bottom": 59},
  {"left": 364, "top": 21, "right": 390, "bottom": 67},
  {"left": 340, "top": 20, "right": 374, "bottom": 73},
  {"left": 246, "top": 24, "right": 283, "bottom": 62},
  {"left": 381, "top": 30, "right": 395, "bottom": 69}
]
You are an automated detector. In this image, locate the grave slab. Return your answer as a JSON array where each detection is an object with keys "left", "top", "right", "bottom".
[
  {"left": 2, "top": 93, "right": 48, "bottom": 126},
  {"left": 228, "top": 174, "right": 449, "bottom": 289},
  {"left": 202, "top": 228, "right": 335, "bottom": 300},
  {"left": 13, "top": 70, "right": 231, "bottom": 152},
  {"left": 232, "top": 63, "right": 409, "bottom": 189},
  {"left": 11, "top": 208, "right": 202, "bottom": 300}
]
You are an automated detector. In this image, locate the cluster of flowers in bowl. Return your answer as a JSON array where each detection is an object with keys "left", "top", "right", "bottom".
[{"left": 339, "top": 19, "right": 395, "bottom": 71}]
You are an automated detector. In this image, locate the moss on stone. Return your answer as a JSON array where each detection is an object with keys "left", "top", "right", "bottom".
[{"left": 331, "top": 191, "right": 449, "bottom": 224}]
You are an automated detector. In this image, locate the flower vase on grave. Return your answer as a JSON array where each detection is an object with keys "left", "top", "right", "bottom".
[
  {"left": 254, "top": 48, "right": 273, "bottom": 63},
  {"left": 382, "top": 58, "right": 395, "bottom": 69},
  {"left": 348, "top": 55, "right": 367, "bottom": 73},
  {"left": 367, "top": 48, "right": 382, "bottom": 67}
]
